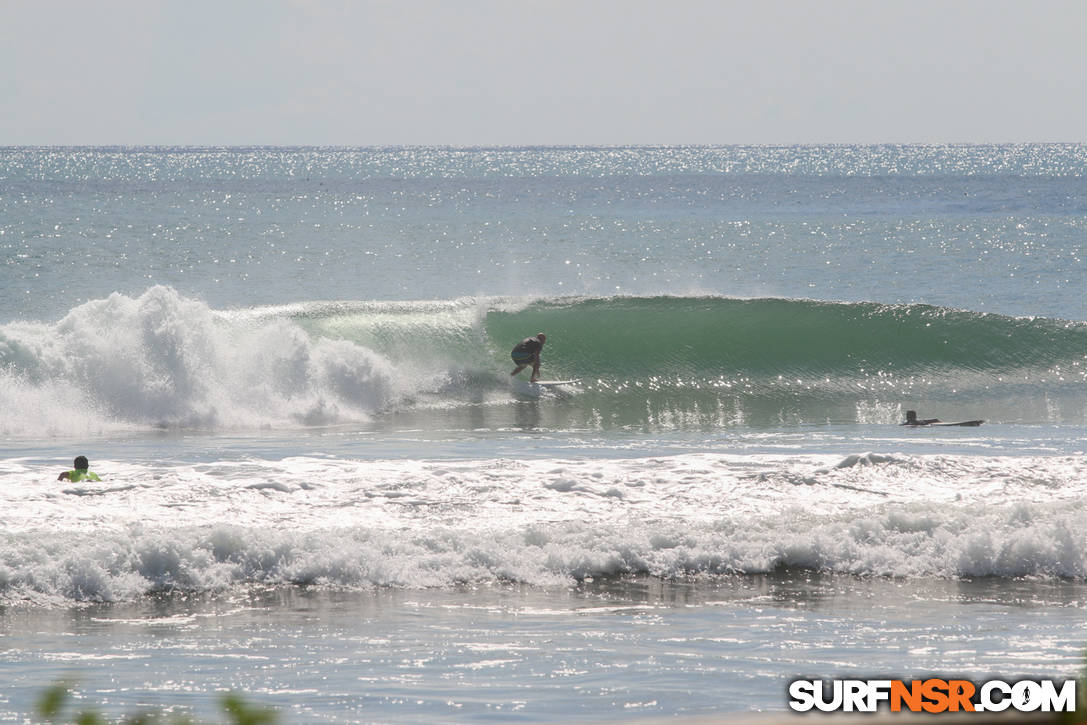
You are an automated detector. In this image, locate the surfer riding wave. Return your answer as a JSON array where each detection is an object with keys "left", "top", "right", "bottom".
[{"left": 510, "top": 333, "right": 546, "bottom": 383}]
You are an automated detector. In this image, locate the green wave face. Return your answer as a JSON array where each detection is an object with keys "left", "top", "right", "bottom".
[
  {"left": 292, "top": 296, "right": 1087, "bottom": 429},
  {"left": 486, "top": 297, "right": 1069, "bottom": 378},
  {"left": 8, "top": 291, "right": 1080, "bottom": 433}
]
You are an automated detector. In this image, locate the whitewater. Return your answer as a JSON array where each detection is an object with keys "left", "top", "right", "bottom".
[
  {"left": 5, "top": 450, "right": 1087, "bottom": 604},
  {"left": 2, "top": 145, "right": 1087, "bottom": 722}
]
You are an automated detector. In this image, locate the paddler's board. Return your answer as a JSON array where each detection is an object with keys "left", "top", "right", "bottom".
[
  {"left": 904, "top": 420, "right": 984, "bottom": 427},
  {"left": 930, "top": 420, "right": 983, "bottom": 427},
  {"left": 531, "top": 379, "right": 580, "bottom": 387}
]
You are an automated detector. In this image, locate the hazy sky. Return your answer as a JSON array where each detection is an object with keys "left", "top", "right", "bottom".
[{"left": 2, "top": 0, "right": 1084, "bottom": 145}]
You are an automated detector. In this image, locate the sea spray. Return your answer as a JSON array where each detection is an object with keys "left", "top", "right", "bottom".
[{"left": 0, "top": 287, "right": 404, "bottom": 433}]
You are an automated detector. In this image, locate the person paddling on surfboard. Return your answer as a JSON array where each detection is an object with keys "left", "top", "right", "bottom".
[
  {"left": 900, "top": 410, "right": 983, "bottom": 427},
  {"left": 510, "top": 333, "right": 546, "bottom": 383},
  {"left": 901, "top": 410, "right": 940, "bottom": 426},
  {"left": 57, "top": 455, "right": 102, "bottom": 482}
]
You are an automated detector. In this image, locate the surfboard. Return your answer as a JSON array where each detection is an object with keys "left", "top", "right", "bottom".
[
  {"left": 510, "top": 379, "right": 580, "bottom": 397},
  {"left": 930, "top": 420, "right": 984, "bottom": 427},
  {"left": 903, "top": 420, "right": 984, "bottom": 427}
]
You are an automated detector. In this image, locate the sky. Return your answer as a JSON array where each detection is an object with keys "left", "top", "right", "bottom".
[{"left": 1, "top": 0, "right": 1085, "bottom": 146}]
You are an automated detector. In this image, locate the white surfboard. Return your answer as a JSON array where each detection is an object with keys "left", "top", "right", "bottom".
[{"left": 511, "top": 378, "right": 580, "bottom": 397}]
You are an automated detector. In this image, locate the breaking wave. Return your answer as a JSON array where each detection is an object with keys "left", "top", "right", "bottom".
[{"left": 3, "top": 287, "right": 1087, "bottom": 435}]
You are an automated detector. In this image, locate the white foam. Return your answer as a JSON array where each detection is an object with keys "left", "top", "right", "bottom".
[
  {"left": 3, "top": 452, "right": 1087, "bottom": 604},
  {"left": 0, "top": 287, "right": 411, "bottom": 435},
  {"left": 831, "top": 452, "right": 898, "bottom": 469}
]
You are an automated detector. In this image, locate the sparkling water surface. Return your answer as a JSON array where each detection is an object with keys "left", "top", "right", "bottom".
[
  {"left": 3, "top": 577, "right": 1085, "bottom": 723},
  {"left": 2, "top": 146, "right": 1086, "bottom": 722},
  {"left": 4, "top": 145, "right": 1087, "bottom": 322}
]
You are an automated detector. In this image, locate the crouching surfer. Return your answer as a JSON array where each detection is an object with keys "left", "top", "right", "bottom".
[
  {"left": 58, "top": 455, "right": 102, "bottom": 482},
  {"left": 901, "top": 410, "right": 983, "bottom": 427},
  {"left": 510, "top": 333, "right": 546, "bottom": 383}
]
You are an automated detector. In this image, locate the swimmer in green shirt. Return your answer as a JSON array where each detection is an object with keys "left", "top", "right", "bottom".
[{"left": 58, "top": 455, "right": 102, "bottom": 482}]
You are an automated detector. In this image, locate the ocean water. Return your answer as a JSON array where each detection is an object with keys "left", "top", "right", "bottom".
[{"left": 2, "top": 145, "right": 1087, "bottom": 722}]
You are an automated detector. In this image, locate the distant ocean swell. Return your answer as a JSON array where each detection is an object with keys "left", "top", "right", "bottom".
[{"left": 3, "top": 286, "right": 1087, "bottom": 434}]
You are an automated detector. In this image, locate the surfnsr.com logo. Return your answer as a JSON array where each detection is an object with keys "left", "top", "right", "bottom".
[{"left": 788, "top": 678, "right": 1077, "bottom": 713}]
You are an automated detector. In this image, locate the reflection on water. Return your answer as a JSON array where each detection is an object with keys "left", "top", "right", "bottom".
[{"left": 2, "top": 573, "right": 1083, "bottom": 723}]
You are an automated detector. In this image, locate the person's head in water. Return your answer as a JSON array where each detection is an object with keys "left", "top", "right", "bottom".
[{"left": 59, "top": 455, "right": 100, "bottom": 481}]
